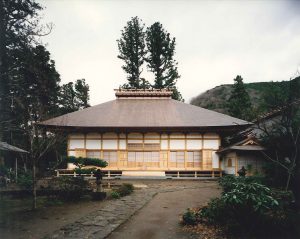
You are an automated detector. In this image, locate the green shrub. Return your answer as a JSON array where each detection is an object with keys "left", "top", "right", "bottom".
[
  {"left": 199, "top": 198, "right": 228, "bottom": 224},
  {"left": 219, "top": 175, "right": 265, "bottom": 193},
  {"left": 111, "top": 191, "right": 121, "bottom": 199},
  {"left": 17, "top": 171, "right": 33, "bottom": 189},
  {"left": 74, "top": 168, "right": 96, "bottom": 175},
  {"left": 199, "top": 179, "right": 294, "bottom": 237},
  {"left": 182, "top": 208, "right": 198, "bottom": 225},
  {"left": 117, "top": 183, "right": 134, "bottom": 196},
  {"left": 67, "top": 156, "right": 108, "bottom": 168},
  {"left": 218, "top": 175, "right": 237, "bottom": 192},
  {"left": 54, "top": 177, "right": 89, "bottom": 201},
  {"left": 222, "top": 182, "right": 279, "bottom": 213}
]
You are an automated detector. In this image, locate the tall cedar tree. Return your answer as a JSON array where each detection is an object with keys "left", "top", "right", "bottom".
[
  {"left": 227, "top": 75, "right": 253, "bottom": 121},
  {"left": 145, "top": 22, "right": 183, "bottom": 101},
  {"left": 0, "top": 0, "right": 45, "bottom": 142},
  {"left": 117, "top": 17, "right": 146, "bottom": 88},
  {"left": 59, "top": 79, "right": 90, "bottom": 114}
]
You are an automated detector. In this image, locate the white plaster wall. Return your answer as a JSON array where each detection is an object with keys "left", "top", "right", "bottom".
[
  {"left": 119, "top": 139, "right": 126, "bottom": 149},
  {"left": 186, "top": 140, "right": 202, "bottom": 149},
  {"left": 212, "top": 151, "right": 219, "bottom": 168},
  {"left": 144, "top": 139, "right": 160, "bottom": 143},
  {"left": 86, "top": 139, "right": 101, "bottom": 149},
  {"left": 68, "top": 151, "right": 76, "bottom": 157},
  {"left": 128, "top": 139, "right": 143, "bottom": 143},
  {"left": 69, "top": 139, "right": 84, "bottom": 149},
  {"left": 224, "top": 167, "right": 236, "bottom": 175},
  {"left": 67, "top": 163, "right": 77, "bottom": 169},
  {"left": 102, "top": 139, "right": 118, "bottom": 149},
  {"left": 161, "top": 140, "right": 168, "bottom": 149},
  {"left": 222, "top": 152, "right": 236, "bottom": 175},
  {"left": 203, "top": 139, "right": 219, "bottom": 149},
  {"left": 170, "top": 140, "right": 185, "bottom": 149}
]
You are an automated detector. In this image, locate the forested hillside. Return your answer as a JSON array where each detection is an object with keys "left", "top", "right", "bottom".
[{"left": 190, "top": 77, "right": 300, "bottom": 115}]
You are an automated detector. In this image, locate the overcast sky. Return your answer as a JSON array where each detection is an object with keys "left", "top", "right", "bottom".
[{"left": 38, "top": 0, "right": 300, "bottom": 105}]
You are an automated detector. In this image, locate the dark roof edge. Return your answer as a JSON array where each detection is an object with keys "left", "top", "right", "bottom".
[{"left": 37, "top": 124, "right": 252, "bottom": 133}]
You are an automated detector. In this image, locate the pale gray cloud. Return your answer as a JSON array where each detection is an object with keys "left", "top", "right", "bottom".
[{"left": 39, "top": 0, "right": 300, "bottom": 104}]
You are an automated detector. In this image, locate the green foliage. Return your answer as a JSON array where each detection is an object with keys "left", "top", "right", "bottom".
[
  {"left": 117, "top": 18, "right": 183, "bottom": 101},
  {"left": 222, "top": 182, "right": 279, "bottom": 212},
  {"left": 219, "top": 175, "right": 265, "bottom": 193},
  {"left": 74, "top": 168, "right": 95, "bottom": 175},
  {"left": 17, "top": 171, "right": 33, "bottom": 190},
  {"left": 145, "top": 22, "right": 182, "bottom": 101},
  {"left": 110, "top": 183, "right": 134, "bottom": 199},
  {"left": 198, "top": 176, "right": 299, "bottom": 237},
  {"left": 117, "top": 16, "right": 146, "bottom": 88},
  {"left": 116, "top": 183, "right": 134, "bottom": 196},
  {"left": 227, "top": 75, "right": 253, "bottom": 121},
  {"left": 54, "top": 176, "right": 89, "bottom": 201},
  {"left": 67, "top": 156, "right": 108, "bottom": 168},
  {"left": 199, "top": 198, "right": 227, "bottom": 224},
  {"left": 59, "top": 79, "right": 90, "bottom": 114},
  {"left": 182, "top": 208, "right": 198, "bottom": 225},
  {"left": 111, "top": 191, "right": 121, "bottom": 199},
  {"left": 0, "top": 0, "right": 44, "bottom": 142}
]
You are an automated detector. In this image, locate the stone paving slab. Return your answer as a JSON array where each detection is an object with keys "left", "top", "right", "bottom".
[{"left": 45, "top": 182, "right": 217, "bottom": 239}]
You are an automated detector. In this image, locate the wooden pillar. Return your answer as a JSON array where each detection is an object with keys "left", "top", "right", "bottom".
[
  {"left": 184, "top": 134, "right": 187, "bottom": 169},
  {"left": 167, "top": 134, "right": 170, "bottom": 169},
  {"left": 117, "top": 133, "right": 120, "bottom": 168}
]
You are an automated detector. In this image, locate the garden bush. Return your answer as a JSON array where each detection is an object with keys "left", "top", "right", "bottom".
[
  {"left": 110, "top": 183, "right": 134, "bottom": 199},
  {"left": 67, "top": 156, "right": 108, "bottom": 168},
  {"left": 74, "top": 168, "right": 95, "bottom": 175},
  {"left": 182, "top": 208, "right": 198, "bottom": 225},
  {"left": 54, "top": 176, "right": 89, "bottom": 201},
  {"left": 198, "top": 178, "right": 297, "bottom": 237},
  {"left": 17, "top": 170, "right": 33, "bottom": 190},
  {"left": 117, "top": 183, "right": 134, "bottom": 196},
  {"left": 111, "top": 191, "right": 121, "bottom": 199}
]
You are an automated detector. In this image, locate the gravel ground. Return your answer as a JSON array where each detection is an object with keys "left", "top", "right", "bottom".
[{"left": 0, "top": 180, "right": 220, "bottom": 239}]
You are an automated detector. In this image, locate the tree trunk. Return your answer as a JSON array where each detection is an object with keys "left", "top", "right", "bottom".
[{"left": 285, "top": 172, "right": 292, "bottom": 191}]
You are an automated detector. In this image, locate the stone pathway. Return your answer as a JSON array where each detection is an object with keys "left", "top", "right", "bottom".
[
  {"left": 108, "top": 185, "right": 220, "bottom": 239},
  {"left": 46, "top": 181, "right": 219, "bottom": 239}
]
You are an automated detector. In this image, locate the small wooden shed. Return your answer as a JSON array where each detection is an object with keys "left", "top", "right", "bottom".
[{"left": 217, "top": 137, "right": 265, "bottom": 175}]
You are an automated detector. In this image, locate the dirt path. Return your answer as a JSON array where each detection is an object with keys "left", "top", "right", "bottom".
[
  {"left": 0, "top": 181, "right": 220, "bottom": 239},
  {"left": 0, "top": 197, "right": 112, "bottom": 239},
  {"left": 108, "top": 185, "right": 220, "bottom": 239}
]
